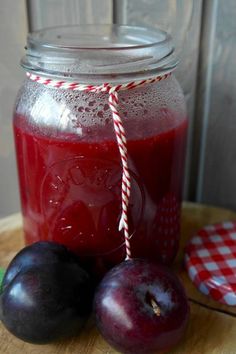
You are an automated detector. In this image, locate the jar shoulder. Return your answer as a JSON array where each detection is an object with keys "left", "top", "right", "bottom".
[{"left": 14, "top": 75, "right": 187, "bottom": 139}]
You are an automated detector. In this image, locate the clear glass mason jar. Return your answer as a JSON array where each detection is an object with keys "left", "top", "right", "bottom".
[{"left": 13, "top": 25, "right": 187, "bottom": 276}]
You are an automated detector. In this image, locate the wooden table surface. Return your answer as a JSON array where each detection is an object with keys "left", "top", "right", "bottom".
[{"left": 0, "top": 202, "right": 236, "bottom": 354}]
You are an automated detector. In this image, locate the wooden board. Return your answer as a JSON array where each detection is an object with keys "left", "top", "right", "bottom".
[{"left": 0, "top": 202, "right": 236, "bottom": 354}]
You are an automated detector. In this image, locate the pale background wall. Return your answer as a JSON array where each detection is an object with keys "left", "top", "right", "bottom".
[
  {"left": 199, "top": 0, "right": 236, "bottom": 210},
  {"left": 0, "top": 1, "right": 27, "bottom": 216},
  {"left": 0, "top": 0, "right": 236, "bottom": 216}
]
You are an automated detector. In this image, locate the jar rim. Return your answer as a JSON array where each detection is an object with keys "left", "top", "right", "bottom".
[{"left": 21, "top": 24, "right": 177, "bottom": 83}]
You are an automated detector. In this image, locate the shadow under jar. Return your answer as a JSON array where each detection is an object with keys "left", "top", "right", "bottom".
[{"left": 13, "top": 25, "right": 188, "bottom": 277}]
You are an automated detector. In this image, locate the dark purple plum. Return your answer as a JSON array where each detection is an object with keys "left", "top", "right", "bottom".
[
  {"left": 0, "top": 261, "right": 93, "bottom": 344},
  {"left": 2, "top": 241, "right": 82, "bottom": 290},
  {"left": 94, "top": 259, "right": 189, "bottom": 354}
]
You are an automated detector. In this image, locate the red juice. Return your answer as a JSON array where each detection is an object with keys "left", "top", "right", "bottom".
[{"left": 14, "top": 112, "right": 187, "bottom": 275}]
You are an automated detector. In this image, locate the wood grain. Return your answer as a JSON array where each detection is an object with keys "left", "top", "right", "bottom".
[{"left": 0, "top": 202, "right": 236, "bottom": 354}]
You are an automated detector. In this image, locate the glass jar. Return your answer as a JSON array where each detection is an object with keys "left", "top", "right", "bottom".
[{"left": 13, "top": 25, "right": 187, "bottom": 276}]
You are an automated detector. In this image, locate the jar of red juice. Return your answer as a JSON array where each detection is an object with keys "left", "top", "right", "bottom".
[{"left": 14, "top": 25, "right": 188, "bottom": 276}]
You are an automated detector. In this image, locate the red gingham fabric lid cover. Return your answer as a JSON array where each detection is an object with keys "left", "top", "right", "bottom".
[{"left": 185, "top": 221, "right": 236, "bottom": 306}]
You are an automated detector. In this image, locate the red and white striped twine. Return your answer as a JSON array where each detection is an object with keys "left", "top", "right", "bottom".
[{"left": 26, "top": 71, "right": 171, "bottom": 260}]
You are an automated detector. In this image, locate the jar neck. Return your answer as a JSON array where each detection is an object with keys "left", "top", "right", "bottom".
[{"left": 21, "top": 25, "right": 178, "bottom": 84}]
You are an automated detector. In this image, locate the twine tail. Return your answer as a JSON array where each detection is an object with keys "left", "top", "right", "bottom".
[{"left": 108, "top": 87, "right": 131, "bottom": 259}]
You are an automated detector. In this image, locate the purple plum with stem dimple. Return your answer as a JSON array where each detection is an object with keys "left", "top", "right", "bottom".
[{"left": 94, "top": 258, "right": 189, "bottom": 354}]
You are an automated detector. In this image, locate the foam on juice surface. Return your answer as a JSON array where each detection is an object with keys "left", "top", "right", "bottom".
[{"left": 15, "top": 76, "right": 186, "bottom": 141}]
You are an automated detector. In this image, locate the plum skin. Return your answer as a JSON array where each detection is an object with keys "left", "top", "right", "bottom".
[
  {"left": 0, "top": 262, "right": 93, "bottom": 344},
  {"left": 2, "top": 241, "right": 81, "bottom": 291},
  {"left": 94, "top": 259, "right": 189, "bottom": 354},
  {"left": 0, "top": 242, "right": 94, "bottom": 344}
]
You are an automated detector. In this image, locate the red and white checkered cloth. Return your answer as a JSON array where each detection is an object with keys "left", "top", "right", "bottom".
[{"left": 185, "top": 221, "right": 236, "bottom": 306}]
